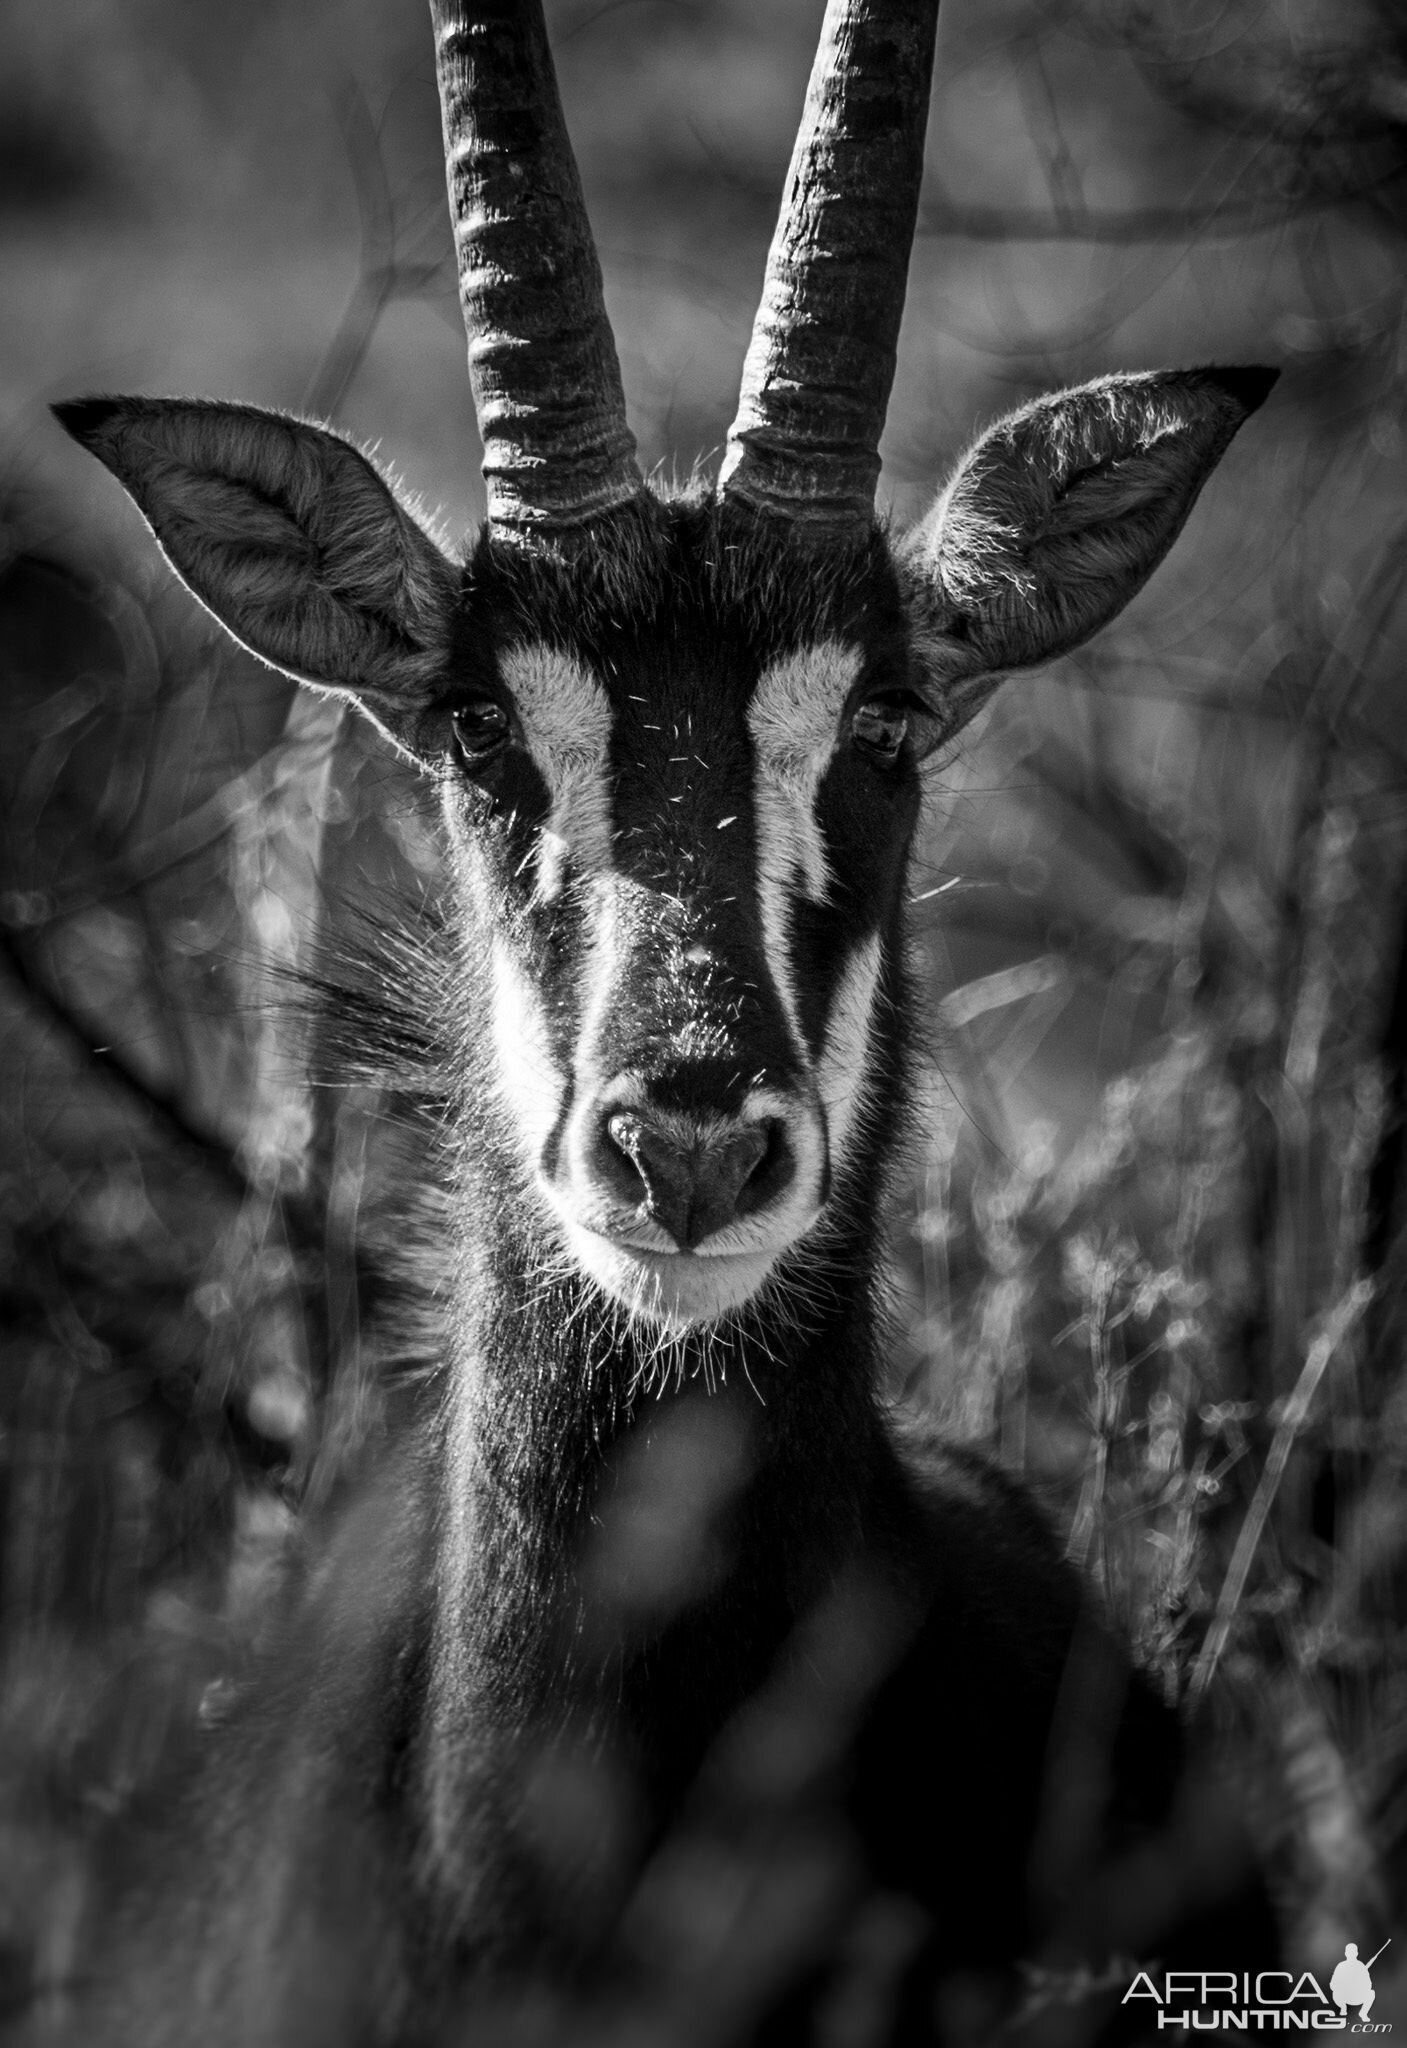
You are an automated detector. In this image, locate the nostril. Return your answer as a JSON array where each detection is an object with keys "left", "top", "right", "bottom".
[
  {"left": 734, "top": 1119, "right": 793, "bottom": 1218},
  {"left": 604, "top": 1113, "right": 638, "bottom": 1178},
  {"left": 606, "top": 1111, "right": 693, "bottom": 1247},
  {"left": 715, "top": 1123, "right": 768, "bottom": 1196},
  {"left": 603, "top": 1111, "right": 662, "bottom": 1204}
]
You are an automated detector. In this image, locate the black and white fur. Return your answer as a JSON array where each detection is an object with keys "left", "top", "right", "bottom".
[{"left": 42, "top": 359, "right": 1278, "bottom": 2042}]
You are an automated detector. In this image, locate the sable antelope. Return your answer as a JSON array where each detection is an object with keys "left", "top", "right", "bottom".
[{"left": 43, "top": 0, "right": 1276, "bottom": 2040}]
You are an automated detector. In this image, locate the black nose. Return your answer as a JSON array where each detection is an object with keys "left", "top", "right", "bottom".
[{"left": 602, "top": 1111, "right": 793, "bottom": 1251}]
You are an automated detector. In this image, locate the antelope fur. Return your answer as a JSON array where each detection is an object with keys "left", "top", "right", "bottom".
[{"left": 42, "top": 0, "right": 1280, "bottom": 2036}]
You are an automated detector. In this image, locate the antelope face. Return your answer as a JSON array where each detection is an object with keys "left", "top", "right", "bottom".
[
  {"left": 53, "top": 0, "right": 1274, "bottom": 1333},
  {"left": 437, "top": 517, "right": 939, "bottom": 1328}
]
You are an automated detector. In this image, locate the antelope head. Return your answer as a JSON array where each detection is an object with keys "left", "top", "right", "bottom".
[{"left": 55, "top": 0, "right": 1273, "bottom": 1334}]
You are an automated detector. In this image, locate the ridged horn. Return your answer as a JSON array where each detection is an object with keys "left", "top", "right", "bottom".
[
  {"left": 719, "top": 0, "right": 939, "bottom": 538},
  {"left": 430, "top": 0, "right": 643, "bottom": 536}
]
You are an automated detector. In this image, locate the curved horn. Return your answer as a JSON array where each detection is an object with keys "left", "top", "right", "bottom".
[
  {"left": 431, "top": 0, "right": 643, "bottom": 536},
  {"left": 719, "top": 0, "right": 939, "bottom": 538}
]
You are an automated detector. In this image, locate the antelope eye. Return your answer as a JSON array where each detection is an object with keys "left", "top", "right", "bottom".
[
  {"left": 850, "top": 697, "right": 910, "bottom": 763},
  {"left": 451, "top": 698, "right": 510, "bottom": 768}
]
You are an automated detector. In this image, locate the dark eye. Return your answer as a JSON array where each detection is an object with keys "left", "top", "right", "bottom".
[
  {"left": 849, "top": 697, "right": 910, "bottom": 763},
  {"left": 451, "top": 698, "right": 510, "bottom": 769}
]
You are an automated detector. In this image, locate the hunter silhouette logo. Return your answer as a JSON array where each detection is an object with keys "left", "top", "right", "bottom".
[
  {"left": 1123, "top": 1941, "right": 1394, "bottom": 2030},
  {"left": 1332, "top": 1944, "right": 1389, "bottom": 2023}
]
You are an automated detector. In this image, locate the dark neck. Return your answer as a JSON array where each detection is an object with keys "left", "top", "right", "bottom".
[
  {"left": 447, "top": 1147, "right": 891, "bottom": 1650},
  {"left": 412, "top": 1136, "right": 902, "bottom": 1935},
  {"left": 407, "top": 913, "right": 919, "bottom": 1948}
]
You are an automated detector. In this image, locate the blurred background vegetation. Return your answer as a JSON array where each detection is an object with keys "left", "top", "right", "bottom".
[{"left": 2, "top": 0, "right": 1406, "bottom": 2025}]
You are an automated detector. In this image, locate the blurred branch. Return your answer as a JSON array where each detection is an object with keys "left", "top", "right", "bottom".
[
  {"left": 1017, "top": 33, "right": 1087, "bottom": 233},
  {"left": 31, "top": 764, "right": 282, "bottom": 915},
  {"left": 1032, "top": 736, "right": 1189, "bottom": 903},
  {"left": 302, "top": 84, "right": 450, "bottom": 422},
  {"left": 915, "top": 189, "right": 1356, "bottom": 245},
  {"left": 690, "top": 132, "right": 1402, "bottom": 250},
  {"left": 0, "top": 918, "right": 326, "bottom": 1256},
  {"left": 555, "top": 0, "right": 705, "bottom": 38},
  {"left": 0, "top": 918, "right": 252, "bottom": 1210}
]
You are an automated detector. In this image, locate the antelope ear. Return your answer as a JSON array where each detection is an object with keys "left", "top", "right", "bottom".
[
  {"left": 52, "top": 396, "right": 459, "bottom": 755},
  {"left": 901, "top": 366, "right": 1277, "bottom": 729}
]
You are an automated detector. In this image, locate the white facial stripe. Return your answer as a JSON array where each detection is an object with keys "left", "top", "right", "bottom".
[
  {"left": 817, "top": 934, "right": 882, "bottom": 1175},
  {"left": 745, "top": 641, "right": 863, "bottom": 1067},
  {"left": 499, "top": 643, "right": 613, "bottom": 901},
  {"left": 562, "top": 874, "right": 656, "bottom": 1206},
  {"left": 747, "top": 641, "right": 863, "bottom": 905},
  {"left": 489, "top": 936, "right": 565, "bottom": 1158},
  {"left": 573, "top": 875, "right": 648, "bottom": 1093}
]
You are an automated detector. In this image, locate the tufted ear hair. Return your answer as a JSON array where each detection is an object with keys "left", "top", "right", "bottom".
[
  {"left": 900, "top": 366, "right": 1277, "bottom": 732},
  {"left": 52, "top": 396, "right": 460, "bottom": 757}
]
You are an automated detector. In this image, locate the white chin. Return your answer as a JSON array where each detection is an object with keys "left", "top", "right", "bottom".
[{"left": 564, "top": 1227, "right": 779, "bottom": 1331}]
